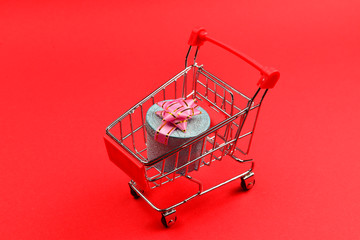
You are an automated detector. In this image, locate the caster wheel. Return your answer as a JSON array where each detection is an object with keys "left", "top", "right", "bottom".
[
  {"left": 129, "top": 186, "right": 140, "bottom": 199},
  {"left": 161, "top": 209, "right": 177, "bottom": 228},
  {"left": 241, "top": 172, "right": 255, "bottom": 191},
  {"left": 241, "top": 179, "right": 255, "bottom": 191}
]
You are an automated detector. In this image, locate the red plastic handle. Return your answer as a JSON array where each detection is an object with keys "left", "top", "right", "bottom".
[{"left": 188, "top": 28, "right": 280, "bottom": 89}]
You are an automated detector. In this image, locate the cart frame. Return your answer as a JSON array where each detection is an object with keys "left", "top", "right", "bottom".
[{"left": 104, "top": 28, "right": 279, "bottom": 227}]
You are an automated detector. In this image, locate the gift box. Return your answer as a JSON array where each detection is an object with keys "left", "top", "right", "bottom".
[{"left": 145, "top": 99, "right": 210, "bottom": 174}]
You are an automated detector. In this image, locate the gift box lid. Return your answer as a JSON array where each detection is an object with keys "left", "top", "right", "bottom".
[{"left": 145, "top": 103, "right": 211, "bottom": 139}]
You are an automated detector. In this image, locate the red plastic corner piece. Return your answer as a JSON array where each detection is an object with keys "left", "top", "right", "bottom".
[
  {"left": 257, "top": 67, "right": 280, "bottom": 89},
  {"left": 188, "top": 27, "right": 208, "bottom": 46},
  {"left": 104, "top": 135, "right": 149, "bottom": 191}
]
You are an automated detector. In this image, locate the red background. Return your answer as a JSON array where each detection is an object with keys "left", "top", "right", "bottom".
[{"left": 1, "top": 0, "right": 359, "bottom": 239}]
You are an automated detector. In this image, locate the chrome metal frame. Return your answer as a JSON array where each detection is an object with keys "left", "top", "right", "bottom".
[{"left": 105, "top": 46, "right": 268, "bottom": 222}]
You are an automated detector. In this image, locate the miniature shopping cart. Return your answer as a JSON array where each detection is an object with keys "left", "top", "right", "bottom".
[{"left": 104, "top": 28, "right": 279, "bottom": 227}]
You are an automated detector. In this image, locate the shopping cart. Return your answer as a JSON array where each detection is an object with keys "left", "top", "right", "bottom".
[{"left": 104, "top": 28, "right": 279, "bottom": 227}]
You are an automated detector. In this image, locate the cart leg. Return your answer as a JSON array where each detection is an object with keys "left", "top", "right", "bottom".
[
  {"left": 128, "top": 181, "right": 143, "bottom": 199},
  {"left": 161, "top": 209, "right": 177, "bottom": 228},
  {"left": 241, "top": 172, "right": 255, "bottom": 191}
]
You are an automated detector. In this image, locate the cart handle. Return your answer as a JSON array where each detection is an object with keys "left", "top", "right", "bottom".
[{"left": 188, "top": 27, "right": 280, "bottom": 89}]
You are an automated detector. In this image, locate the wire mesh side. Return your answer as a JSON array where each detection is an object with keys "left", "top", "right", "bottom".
[{"left": 190, "top": 66, "right": 263, "bottom": 159}]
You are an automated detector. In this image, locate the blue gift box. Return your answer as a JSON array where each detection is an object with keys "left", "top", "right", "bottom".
[{"left": 145, "top": 103, "right": 210, "bottom": 174}]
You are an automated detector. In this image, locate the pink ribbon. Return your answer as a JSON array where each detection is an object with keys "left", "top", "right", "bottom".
[{"left": 154, "top": 98, "right": 202, "bottom": 145}]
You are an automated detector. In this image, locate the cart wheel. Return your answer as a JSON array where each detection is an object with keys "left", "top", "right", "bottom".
[
  {"left": 241, "top": 172, "right": 255, "bottom": 191},
  {"left": 129, "top": 186, "right": 140, "bottom": 199},
  {"left": 161, "top": 209, "right": 177, "bottom": 228}
]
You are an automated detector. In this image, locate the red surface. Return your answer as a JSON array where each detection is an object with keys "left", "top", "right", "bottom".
[{"left": 1, "top": 0, "right": 360, "bottom": 239}]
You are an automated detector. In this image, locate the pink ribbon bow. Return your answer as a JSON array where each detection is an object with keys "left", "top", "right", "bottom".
[{"left": 154, "top": 98, "right": 202, "bottom": 145}]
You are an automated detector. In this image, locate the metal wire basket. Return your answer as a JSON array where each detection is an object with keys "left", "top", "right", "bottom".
[{"left": 104, "top": 28, "right": 279, "bottom": 227}]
